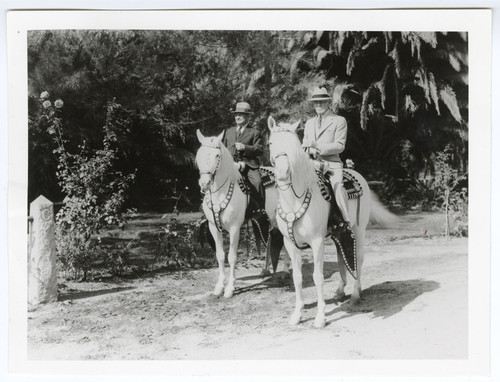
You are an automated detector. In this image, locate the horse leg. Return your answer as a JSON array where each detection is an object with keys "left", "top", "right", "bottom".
[
  {"left": 311, "top": 236, "right": 326, "bottom": 328},
  {"left": 282, "top": 249, "right": 291, "bottom": 278},
  {"left": 351, "top": 227, "right": 365, "bottom": 304},
  {"left": 209, "top": 224, "right": 225, "bottom": 296},
  {"left": 335, "top": 249, "right": 347, "bottom": 300},
  {"left": 284, "top": 239, "right": 303, "bottom": 326},
  {"left": 224, "top": 225, "right": 241, "bottom": 298},
  {"left": 261, "top": 245, "right": 272, "bottom": 277}
]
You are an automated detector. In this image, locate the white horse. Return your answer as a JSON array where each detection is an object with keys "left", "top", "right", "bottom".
[
  {"left": 267, "top": 117, "right": 372, "bottom": 328},
  {"left": 196, "top": 130, "right": 286, "bottom": 298}
]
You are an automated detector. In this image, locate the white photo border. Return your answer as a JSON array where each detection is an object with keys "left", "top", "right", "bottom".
[{"left": 6, "top": 8, "right": 493, "bottom": 379}]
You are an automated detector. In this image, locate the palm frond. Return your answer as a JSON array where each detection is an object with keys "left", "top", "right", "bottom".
[
  {"left": 415, "top": 32, "right": 438, "bottom": 48},
  {"left": 375, "top": 80, "right": 385, "bottom": 109},
  {"left": 401, "top": 32, "right": 422, "bottom": 60},
  {"left": 404, "top": 95, "right": 417, "bottom": 116},
  {"left": 332, "top": 31, "right": 349, "bottom": 56},
  {"left": 448, "top": 52, "right": 461, "bottom": 72},
  {"left": 428, "top": 72, "right": 440, "bottom": 115},
  {"left": 346, "top": 36, "right": 363, "bottom": 75},
  {"left": 383, "top": 32, "right": 393, "bottom": 53},
  {"left": 361, "top": 37, "right": 378, "bottom": 50},
  {"left": 289, "top": 51, "right": 308, "bottom": 79},
  {"left": 388, "top": 42, "right": 402, "bottom": 77},
  {"left": 360, "top": 85, "right": 379, "bottom": 130},
  {"left": 331, "top": 83, "right": 351, "bottom": 111},
  {"left": 315, "top": 47, "right": 330, "bottom": 65},
  {"left": 360, "top": 88, "right": 370, "bottom": 130},
  {"left": 439, "top": 85, "right": 462, "bottom": 122},
  {"left": 246, "top": 66, "right": 265, "bottom": 95}
]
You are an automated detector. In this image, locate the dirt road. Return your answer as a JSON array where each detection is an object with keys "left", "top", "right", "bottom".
[{"left": 27, "top": 212, "right": 467, "bottom": 360}]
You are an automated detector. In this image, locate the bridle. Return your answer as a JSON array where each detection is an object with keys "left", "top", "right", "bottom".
[
  {"left": 270, "top": 151, "right": 307, "bottom": 199},
  {"left": 199, "top": 143, "right": 236, "bottom": 232},
  {"left": 270, "top": 150, "right": 311, "bottom": 249},
  {"left": 199, "top": 144, "right": 222, "bottom": 186}
]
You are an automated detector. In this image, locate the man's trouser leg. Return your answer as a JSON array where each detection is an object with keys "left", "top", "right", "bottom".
[
  {"left": 329, "top": 163, "right": 350, "bottom": 225},
  {"left": 246, "top": 167, "right": 265, "bottom": 209}
]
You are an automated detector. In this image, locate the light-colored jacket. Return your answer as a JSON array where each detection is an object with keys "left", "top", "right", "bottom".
[{"left": 303, "top": 110, "right": 347, "bottom": 164}]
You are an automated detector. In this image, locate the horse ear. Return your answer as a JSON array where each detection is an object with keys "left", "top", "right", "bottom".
[
  {"left": 267, "top": 116, "right": 276, "bottom": 132},
  {"left": 196, "top": 129, "right": 205, "bottom": 144},
  {"left": 290, "top": 120, "right": 300, "bottom": 133}
]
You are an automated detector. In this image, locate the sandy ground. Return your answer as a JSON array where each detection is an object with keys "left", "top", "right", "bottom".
[{"left": 27, "top": 212, "right": 467, "bottom": 360}]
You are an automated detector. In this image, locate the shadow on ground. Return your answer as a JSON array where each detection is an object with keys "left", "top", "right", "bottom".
[
  {"left": 233, "top": 260, "right": 338, "bottom": 296},
  {"left": 58, "top": 286, "right": 136, "bottom": 301},
  {"left": 316, "top": 279, "right": 440, "bottom": 325}
]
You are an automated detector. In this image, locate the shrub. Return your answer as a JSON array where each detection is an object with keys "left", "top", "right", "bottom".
[
  {"left": 40, "top": 95, "right": 136, "bottom": 280},
  {"left": 432, "top": 146, "right": 468, "bottom": 237}
]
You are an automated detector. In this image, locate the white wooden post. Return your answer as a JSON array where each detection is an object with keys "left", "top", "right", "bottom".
[{"left": 28, "top": 195, "right": 57, "bottom": 306}]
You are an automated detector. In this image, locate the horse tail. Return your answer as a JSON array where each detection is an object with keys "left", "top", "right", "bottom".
[{"left": 369, "top": 192, "right": 400, "bottom": 228}]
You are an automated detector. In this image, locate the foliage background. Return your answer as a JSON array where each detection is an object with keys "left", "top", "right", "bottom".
[{"left": 28, "top": 30, "right": 468, "bottom": 212}]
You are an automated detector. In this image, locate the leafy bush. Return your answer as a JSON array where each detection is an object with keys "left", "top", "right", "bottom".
[
  {"left": 39, "top": 94, "right": 136, "bottom": 279},
  {"left": 152, "top": 218, "right": 214, "bottom": 270},
  {"left": 431, "top": 146, "right": 468, "bottom": 237},
  {"left": 395, "top": 145, "right": 468, "bottom": 236}
]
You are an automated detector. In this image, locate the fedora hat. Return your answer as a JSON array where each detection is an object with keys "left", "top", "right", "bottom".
[
  {"left": 231, "top": 102, "right": 252, "bottom": 114},
  {"left": 308, "top": 87, "right": 332, "bottom": 102}
]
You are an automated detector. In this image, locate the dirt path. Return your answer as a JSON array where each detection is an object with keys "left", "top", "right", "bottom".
[{"left": 27, "top": 212, "right": 467, "bottom": 360}]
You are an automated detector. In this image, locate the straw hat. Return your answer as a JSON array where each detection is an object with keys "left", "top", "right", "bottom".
[
  {"left": 231, "top": 102, "right": 252, "bottom": 114},
  {"left": 308, "top": 87, "right": 332, "bottom": 102}
]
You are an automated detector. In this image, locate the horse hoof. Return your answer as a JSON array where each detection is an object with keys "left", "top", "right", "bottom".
[
  {"left": 213, "top": 286, "right": 224, "bottom": 296},
  {"left": 334, "top": 291, "right": 345, "bottom": 300},
  {"left": 288, "top": 313, "right": 301, "bottom": 326},
  {"left": 260, "top": 269, "right": 271, "bottom": 278},
  {"left": 314, "top": 316, "right": 326, "bottom": 329},
  {"left": 278, "top": 272, "right": 290, "bottom": 281},
  {"left": 350, "top": 295, "right": 361, "bottom": 305},
  {"left": 224, "top": 289, "right": 234, "bottom": 298}
]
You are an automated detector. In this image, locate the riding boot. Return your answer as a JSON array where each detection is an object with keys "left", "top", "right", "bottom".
[
  {"left": 329, "top": 190, "right": 357, "bottom": 278},
  {"left": 334, "top": 184, "right": 350, "bottom": 227}
]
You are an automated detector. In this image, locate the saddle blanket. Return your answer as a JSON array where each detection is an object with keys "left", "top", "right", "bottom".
[{"left": 259, "top": 167, "right": 363, "bottom": 201}]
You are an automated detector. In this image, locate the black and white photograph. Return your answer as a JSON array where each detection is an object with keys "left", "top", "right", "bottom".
[{"left": 4, "top": 7, "right": 495, "bottom": 380}]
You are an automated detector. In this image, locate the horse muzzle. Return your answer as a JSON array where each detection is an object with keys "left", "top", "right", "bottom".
[
  {"left": 274, "top": 163, "right": 291, "bottom": 183},
  {"left": 199, "top": 174, "right": 213, "bottom": 193}
]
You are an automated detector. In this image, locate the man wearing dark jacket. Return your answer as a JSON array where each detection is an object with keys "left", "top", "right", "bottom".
[{"left": 222, "top": 101, "right": 265, "bottom": 209}]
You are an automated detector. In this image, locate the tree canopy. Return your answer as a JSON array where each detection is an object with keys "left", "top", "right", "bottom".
[{"left": 28, "top": 29, "right": 468, "bottom": 210}]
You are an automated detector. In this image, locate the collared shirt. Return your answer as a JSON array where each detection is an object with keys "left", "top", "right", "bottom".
[{"left": 237, "top": 123, "right": 249, "bottom": 138}]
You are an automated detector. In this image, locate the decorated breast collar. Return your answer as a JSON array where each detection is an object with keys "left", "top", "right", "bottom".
[
  {"left": 204, "top": 181, "right": 235, "bottom": 232},
  {"left": 277, "top": 189, "right": 312, "bottom": 250}
]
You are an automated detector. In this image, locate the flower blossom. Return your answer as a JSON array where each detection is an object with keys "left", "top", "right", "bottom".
[
  {"left": 54, "top": 99, "right": 64, "bottom": 108},
  {"left": 42, "top": 100, "right": 52, "bottom": 109},
  {"left": 40, "top": 91, "right": 50, "bottom": 99}
]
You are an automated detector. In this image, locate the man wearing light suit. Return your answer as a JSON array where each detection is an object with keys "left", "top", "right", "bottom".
[
  {"left": 302, "top": 87, "right": 350, "bottom": 226},
  {"left": 223, "top": 102, "right": 265, "bottom": 210}
]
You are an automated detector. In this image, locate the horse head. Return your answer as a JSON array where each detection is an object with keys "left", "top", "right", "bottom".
[
  {"left": 267, "top": 116, "right": 300, "bottom": 183},
  {"left": 196, "top": 129, "right": 224, "bottom": 192}
]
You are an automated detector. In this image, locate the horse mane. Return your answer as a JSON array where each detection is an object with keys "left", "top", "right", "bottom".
[
  {"left": 219, "top": 142, "right": 242, "bottom": 182},
  {"left": 272, "top": 127, "right": 317, "bottom": 190}
]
